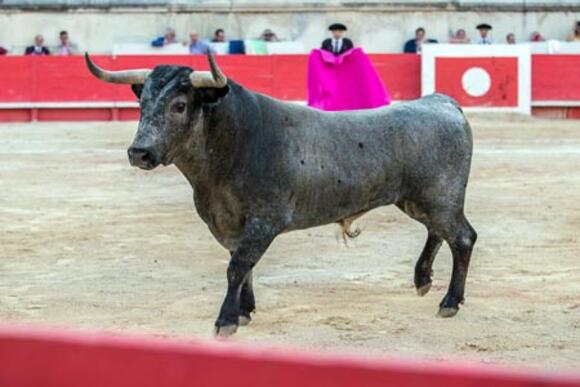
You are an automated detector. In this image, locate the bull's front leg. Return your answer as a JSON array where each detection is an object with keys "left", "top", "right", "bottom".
[
  {"left": 239, "top": 270, "right": 255, "bottom": 326},
  {"left": 215, "top": 217, "right": 279, "bottom": 337}
]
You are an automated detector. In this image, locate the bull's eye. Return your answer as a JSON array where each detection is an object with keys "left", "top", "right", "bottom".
[{"left": 171, "top": 102, "right": 186, "bottom": 114}]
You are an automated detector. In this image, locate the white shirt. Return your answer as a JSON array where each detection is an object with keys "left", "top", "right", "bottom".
[
  {"left": 332, "top": 38, "right": 343, "bottom": 53},
  {"left": 475, "top": 36, "right": 494, "bottom": 45}
]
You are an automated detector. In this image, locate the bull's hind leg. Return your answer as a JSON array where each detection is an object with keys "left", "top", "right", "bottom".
[
  {"left": 415, "top": 232, "right": 444, "bottom": 296},
  {"left": 430, "top": 212, "right": 477, "bottom": 317},
  {"left": 227, "top": 253, "right": 256, "bottom": 327}
]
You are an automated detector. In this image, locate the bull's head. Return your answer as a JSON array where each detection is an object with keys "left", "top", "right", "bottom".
[{"left": 85, "top": 53, "right": 228, "bottom": 170}]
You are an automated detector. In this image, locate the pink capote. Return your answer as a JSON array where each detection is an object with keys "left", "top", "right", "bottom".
[{"left": 307, "top": 48, "right": 391, "bottom": 111}]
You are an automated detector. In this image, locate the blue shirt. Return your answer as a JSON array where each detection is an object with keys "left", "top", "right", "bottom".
[{"left": 189, "top": 40, "right": 212, "bottom": 54}]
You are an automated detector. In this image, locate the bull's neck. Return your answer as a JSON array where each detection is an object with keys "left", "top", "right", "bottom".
[{"left": 175, "top": 83, "right": 260, "bottom": 189}]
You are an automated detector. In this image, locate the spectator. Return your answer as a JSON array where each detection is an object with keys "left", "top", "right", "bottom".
[
  {"left": 55, "top": 30, "right": 79, "bottom": 55},
  {"left": 151, "top": 27, "right": 177, "bottom": 47},
  {"left": 404, "top": 27, "right": 437, "bottom": 54},
  {"left": 321, "top": 23, "right": 353, "bottom": 56},
  {"left": 449, "top": 28, "right": 470, "bottom": 44},
  {"left": 567, "top": 21, "right": 580, "bottom": 42},
  {"left": 25, "top": 35, "right": 50, "bottom": 55},
  {"left": 506, "top": 33, "right": 516, "bottom": 44},
  {"left": 530, "top": 31, "right": 545, "bottom": 42},
  {"left": 212, "top": 29, "right": 226, "bottom": 43},
  {"left": 475, "top": 23, "right": 494, "bottom": 44},
  {"left": 260, "top": 29, "right": 279, "bottom": 42},
  {"left": 185, "top": 31, "right": 212, "bottom": 54}
]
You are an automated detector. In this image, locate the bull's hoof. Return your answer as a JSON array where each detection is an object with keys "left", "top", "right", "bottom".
[
  {"left": 238, "top": 313, "right": 252, "bottom": 326},
  {"left": 214, "top": 323, "right": 238, "bottom": 338},
  {"left": 438, "top": 307, "right": 459, "bottom": 318},
  {"left": 416, "top": 282, "right": 432, "bottom": 296}
]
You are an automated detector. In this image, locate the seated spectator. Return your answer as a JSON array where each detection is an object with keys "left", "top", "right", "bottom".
[
  {"left": 321, "top": 23, "right": 353, "bottom": 56},
  {"left": 151, "top": 27, "right": 177, "bottom": 47},
  {"left": 404, "top": 27, "right": 437, "bottom": 54},
  {"left": 506, "top": 33, "right": 516, "bottom": 44},
  {"left": 185, "top": 31, "right": 213, "bottom": 54},
  {"left": 0, "top": 45, "right": 7, "bottom": 55},
  {"left": 260, "top": 29, "right": 279, "bottom": 42},
  {"left": 25, "top": 35, "right": 50, "bottom": 55},
  {"left": 55, "top": 30, "right": 79, "bottom": 55},
  {"left": 212, "top": 29, "right": 226, "bottom": 43},
  {"left": 475, "top": 23, "right": 494, "bottom": 44},
  {"left": 530, "top": 31, "right": 545, "bottom": 42},
  {"left": 449, "top": 28, "right": 470, "bottom": 44},
  {"left": 568, "top": 21, "right": 580, "bottom": 41}
]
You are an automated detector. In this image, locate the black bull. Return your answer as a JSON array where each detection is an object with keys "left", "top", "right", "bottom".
[{"left": 85, "top": 53, "right": 477, "bottom": 337}]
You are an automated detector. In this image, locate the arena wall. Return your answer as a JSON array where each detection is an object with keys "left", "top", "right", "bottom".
[
  {"left": 1, "top": 53, "right": 579, "bottom": 121},
  {"left": 1, "top": 1, "right": 580, "bottom": 53}
]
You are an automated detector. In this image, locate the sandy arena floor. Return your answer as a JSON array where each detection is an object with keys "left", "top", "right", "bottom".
[{"left": 0, "top": 114, "right": 579, "bottom": 369}]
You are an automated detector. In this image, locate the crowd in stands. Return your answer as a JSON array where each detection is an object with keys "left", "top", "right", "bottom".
[
  {"left": 148, "top": 27, "right": 276, "bottom": 54},
  {"left": 1, "top": 21, "right": 580, "bottom": 56},
  {"left": 402, "top": 21, "right": 580, "bottom": 53}
]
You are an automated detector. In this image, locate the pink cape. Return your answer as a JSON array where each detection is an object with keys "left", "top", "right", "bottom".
[{"left": 307, "top": 48, "right": 391, "bottom": 111}]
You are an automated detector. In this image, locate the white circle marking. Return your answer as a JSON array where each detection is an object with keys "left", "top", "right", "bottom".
[{"left": 461, "top": 67, "right": 491, "bottom": 97}]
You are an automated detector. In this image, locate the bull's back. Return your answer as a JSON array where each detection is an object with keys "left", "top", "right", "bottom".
[
  {"left": 392, "top": 94, "right": 473, "bottom": 189},
  {"left": 258, "top": 94, "right": 471, "bottom": 230}
]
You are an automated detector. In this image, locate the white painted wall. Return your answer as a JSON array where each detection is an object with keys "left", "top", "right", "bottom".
[{"left": 1, "top": 1, "right": 579, "bottom": 54}]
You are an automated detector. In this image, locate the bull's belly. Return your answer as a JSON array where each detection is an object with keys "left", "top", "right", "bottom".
[{"left": 285, "top": 189, "right": 398, "bottom": 232}]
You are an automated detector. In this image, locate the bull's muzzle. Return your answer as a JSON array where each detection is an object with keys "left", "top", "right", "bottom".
[{"left": 127, "top": 146, "right": 160, "bottom": 170}]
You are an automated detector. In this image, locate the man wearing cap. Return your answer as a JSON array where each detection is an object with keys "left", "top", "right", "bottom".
[
  {"left": 475, "top": 23, "right": 494, "bottom": 44},
  {"left": 321, "top": 23, "right": 354, "bottom": 56}
]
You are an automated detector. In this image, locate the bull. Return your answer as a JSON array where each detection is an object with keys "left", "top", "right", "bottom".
[{"left": 85, "top": 53, "right": 477, "bottom": 337}]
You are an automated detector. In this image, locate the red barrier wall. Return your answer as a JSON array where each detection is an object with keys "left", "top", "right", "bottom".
[
  {"left": 1, "top": 327, "right": 579, "bottom": 387},
  {"left": 0, "top": 54, "right": 579, "bottom": 121},
  {"left": 0, "top": 54, "right": 420, "bottom": 105},
  {"left": 532, "top": 55, "right": 580, "bottom": 101}
]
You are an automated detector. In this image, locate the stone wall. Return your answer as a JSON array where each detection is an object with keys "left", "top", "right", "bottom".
[{"left": 1, "top": 1, "right": 580, "bottom": 53}]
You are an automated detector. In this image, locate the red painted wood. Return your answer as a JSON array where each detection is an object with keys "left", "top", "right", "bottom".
[
  {"left": 0, "top": 54, "right": 579, "bottom": 121},
  {"left": 34, "top": 56, "right": 116, "bottom": 102},
  {"left": 0, "top": 54, "right": 420, "bottom": 104},
  {"left": 370, "top": 54, "right": 421, "bottom": 100},
  {"left": 119, "top": 107, "right": 141, "bottom": 121},
  {"left": 532, "top": 55, "right": 580, "bottom": 101},
  {"left": 435, "top": 57, "right": 518, "bottom": 107},
  {"left": 0, "top": 56, "right": 35, "bottom": 102},
  {"left": 567, "top": 107, "right": 580, "bottom": 119},
  {"left": 531, "top": 107, "right": 568, "bottom": 119},
  {"left": 37, "top": 108, "right": 113, "bottom": 121},
  {"left": 0, "top": 108, "right": 32, "bottom": 122},
  {"left": 0, "top": 327, "right": 578, "bottom": 387},
  {"left": 272, "top": 55, "right": 309, "bottom": 100}
]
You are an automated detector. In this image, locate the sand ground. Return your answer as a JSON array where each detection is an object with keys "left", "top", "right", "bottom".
[{"left": 0, "top": 114, "right": 579, "bottom": 370}]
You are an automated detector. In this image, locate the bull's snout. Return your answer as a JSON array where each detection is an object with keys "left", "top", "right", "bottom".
[{"left": 127, "top": 146, "right": 160, "bottom": 170}]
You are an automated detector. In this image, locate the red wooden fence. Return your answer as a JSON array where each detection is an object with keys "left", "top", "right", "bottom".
[
  {"left": 0, "top": 54, "right": 579, "bottom": 121},
  {"left": 0, "top": 326, "right": 579, "bottom": 387}
]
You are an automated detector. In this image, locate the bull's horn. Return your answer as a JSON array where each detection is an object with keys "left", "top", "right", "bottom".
[
  {"left": 189, "top": 52, "right": 228, "bottom": 88},
  {"left": 85, "top": 53, "right": 151, "bottom": 84}
]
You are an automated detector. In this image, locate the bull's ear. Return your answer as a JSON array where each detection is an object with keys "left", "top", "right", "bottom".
[
  {"left": 131, "top": 84, "right": 144, "bottom": 99},
  {"left": 198, "top": 86, "right": 229, "bottom": 104}
]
